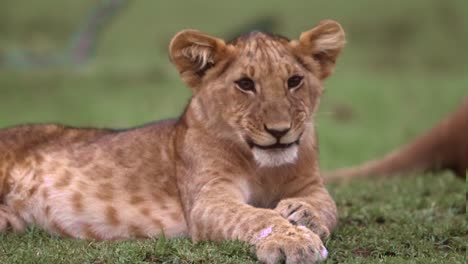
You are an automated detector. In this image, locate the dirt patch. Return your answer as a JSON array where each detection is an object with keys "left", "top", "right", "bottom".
[{"left": 353, "top": 247, "right": 373, "bottom": 257}]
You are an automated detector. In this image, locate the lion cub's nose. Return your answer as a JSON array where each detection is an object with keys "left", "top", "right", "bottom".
[{"left": 264, "top": 123, "right": 291, "bottom": 140}]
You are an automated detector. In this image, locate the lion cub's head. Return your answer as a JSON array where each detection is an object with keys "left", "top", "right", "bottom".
[{"left": 169, "top": 20, "right": 345, "bottom": 167}]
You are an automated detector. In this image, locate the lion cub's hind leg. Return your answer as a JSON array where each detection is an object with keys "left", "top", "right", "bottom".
[{"left": 0, "top": 205, "right": 26, "bottom": 232}]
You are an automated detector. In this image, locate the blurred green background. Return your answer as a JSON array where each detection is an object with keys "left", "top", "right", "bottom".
[
  {"left": 1, "top": 0, "right": 467, "bottom": 171},
  {"left": 1, "top": 1, "right": 466, "bottom": 263}
]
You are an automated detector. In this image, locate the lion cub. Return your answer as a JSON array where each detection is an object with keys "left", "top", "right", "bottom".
[{"left": 0, "top": 20, "right": 345, "bottom": 263}]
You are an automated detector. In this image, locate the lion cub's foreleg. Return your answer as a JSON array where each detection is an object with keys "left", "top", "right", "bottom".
[{"left": 185, "top": 177, "right": 329, "bottom": 264}]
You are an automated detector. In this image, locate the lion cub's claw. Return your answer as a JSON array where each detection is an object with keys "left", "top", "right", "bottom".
[{"left": 255, "top": 225, "right": 327, "bottom": 264}]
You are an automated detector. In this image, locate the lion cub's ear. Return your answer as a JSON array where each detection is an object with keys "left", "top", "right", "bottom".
[
  {"left": 169, "top": 30, "right": 228, "bottom": 89},
  {"left": 294, "top": 20, "right": 346, "bottom": 79}
]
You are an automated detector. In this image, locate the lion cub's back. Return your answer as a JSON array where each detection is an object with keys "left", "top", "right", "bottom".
[{"left": 0, "top": 124, "right": 111, "bottom": 195}]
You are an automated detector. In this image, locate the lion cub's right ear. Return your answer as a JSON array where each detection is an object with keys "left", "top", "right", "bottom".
[{"left": 169, "top": 30, "right": 228, "bottom": 89}]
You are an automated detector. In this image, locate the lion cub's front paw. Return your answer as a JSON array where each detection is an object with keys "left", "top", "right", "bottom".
[
  {"left": 275, "top": 200, "right": 330, "bottom": 239},
  {"left": 255, "top": 225, "right": 327, "bottom": 264}
]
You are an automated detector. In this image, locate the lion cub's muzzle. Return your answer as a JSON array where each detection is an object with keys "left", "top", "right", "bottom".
[
  {"left": 247, "top": 123, "right": 303, "bottom": 150},
  {"left": 246, "top": 123, "right": 304, "bottom": 167}
]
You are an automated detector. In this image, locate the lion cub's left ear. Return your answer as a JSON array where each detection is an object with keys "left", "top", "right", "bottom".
[
  {"left": 293, "top": 20, "right": 346, "bottom": 79},
  {"left": 169, "top": 30, "right": 228, "bottom": 89}
]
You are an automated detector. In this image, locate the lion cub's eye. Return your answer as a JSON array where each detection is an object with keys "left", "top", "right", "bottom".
[
  {"left": 235, "top": 77, "right": 256, "bottom": 93},
  {"left": 287, "top": 75, "right": 304, "bottom": 90}
]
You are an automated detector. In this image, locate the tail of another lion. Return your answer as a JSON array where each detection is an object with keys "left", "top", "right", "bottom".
[{"left": 324, "top": 98, "right": 468, "bottom": 183}]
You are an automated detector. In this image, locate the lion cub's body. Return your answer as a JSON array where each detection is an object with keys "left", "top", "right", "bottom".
[
  {"left": 1, "top": 20, "right": 345, "bottom": 263},
  {"left": 0, "top": 120, "right": 317, "bottom": 240}
]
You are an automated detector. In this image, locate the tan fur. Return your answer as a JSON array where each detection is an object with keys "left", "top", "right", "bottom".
[
  {"left": 0, "top": 20, "right": 345, "bottom": 263},
  {"left": 324, "top": 97, "right": 468, "bottom": 183}
]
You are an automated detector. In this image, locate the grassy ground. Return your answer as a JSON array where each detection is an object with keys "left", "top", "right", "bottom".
[
  {"left": 0, "top": 175, "right": 465, "bottom": 263},
  {"left": 0, "top": 0, "right": 467, "bottom": 263}
]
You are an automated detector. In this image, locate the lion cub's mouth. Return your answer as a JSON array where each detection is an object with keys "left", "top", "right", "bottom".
[
  {"left": 247, "top": 139, "right": 300, "bottom": 150},
  {"left": 247, "top": 138, "right": 301, "bottom": 167}
]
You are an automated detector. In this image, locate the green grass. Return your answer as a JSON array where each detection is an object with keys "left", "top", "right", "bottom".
[
  {"left": 1, "top": 0, "right": 467, "bottom": 263},
  {"left": 0, "top": 175, "right": 465, "bottom": 263}
]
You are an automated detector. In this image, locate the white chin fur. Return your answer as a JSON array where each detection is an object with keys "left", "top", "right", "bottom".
[{"left": 252, "top": 145, "right": 299, "bottom": 167}]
